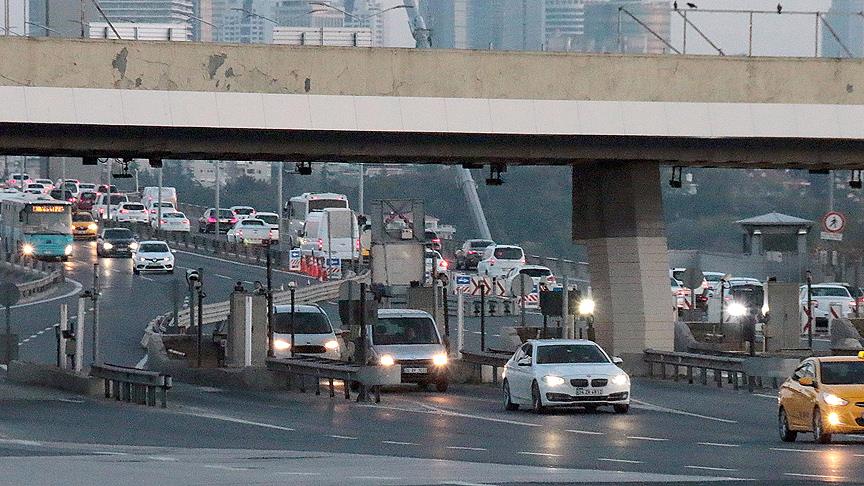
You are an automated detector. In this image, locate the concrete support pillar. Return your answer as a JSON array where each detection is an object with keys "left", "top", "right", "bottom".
[{"left": 572, "top": 162, "right": 674, "bottom": 370}]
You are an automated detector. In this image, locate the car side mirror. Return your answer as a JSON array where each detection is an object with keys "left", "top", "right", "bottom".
[
  {"left": 517, "top": 356, "right": 532, "bottom": 367},
  {"left": 612, "top": 356, "right": 624, "bottom": 366},
  {"left": 798, "top": 376, "right": 816, "bottom": 387}
]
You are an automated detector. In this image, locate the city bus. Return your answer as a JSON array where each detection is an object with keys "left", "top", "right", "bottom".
[
  {"left": 285, "top": 192, "right": 348, "bottom": 248},
  {"left": 0, "top": 195, "right": 73, "bottom": 260}
]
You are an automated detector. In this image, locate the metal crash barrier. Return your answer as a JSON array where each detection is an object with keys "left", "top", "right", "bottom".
[
  {"left": 90, "top": 363, "right": 173, "bottom": 408},
  {"left": 643, "top": 349, "right": 797, "bottom": 393},
  {"left": 460, "top": 350, "right": 511, "bottom": 384},
  {"left": 266, "top": 356, "right": 401, "bottom": 403}
]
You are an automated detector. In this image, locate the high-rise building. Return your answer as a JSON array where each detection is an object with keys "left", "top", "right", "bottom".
[
  {"left": 98, "top": 1, "right": 195, "bottom": 23},
  {"left": 544, "top": 0, "right": 585, "bottom": 50},
  {"left": 822, "top": 0, "right": 864, "bottom": 58},
  {"left": 579, "top": 0, "right": 671, "bottom": 54},
  {"left": 28, "top": 0, "right": 99, "bottom": 38},
  {"left": 1, "top": 0, "right": 28, "bottom": 36},
  {"left": 213, "top": 0, "right": 272, "bottom": 43},
  {"left": 275, "top": 0, "right": 344, "bottom": 28},
  {"left": 420, "top": 0, "right": 542, "bottom": 51}
]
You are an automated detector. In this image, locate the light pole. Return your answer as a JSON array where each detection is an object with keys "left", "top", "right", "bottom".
[
  {"left": 288, "top": 281, "right": 296, "bottom": 358},
  {"left": 265, "top": 239, "right": 274, "bottom": 357}
]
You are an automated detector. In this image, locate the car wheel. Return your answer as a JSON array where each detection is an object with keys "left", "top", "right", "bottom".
[
  {"left": 531, "top": 381, "right": 545, "bottom": 414},
  {"left": 779, "top": 408, "right": 797, "bottom": 443},
  {"left": 435, "top": 379, "right": 448, "bottom": 393},
  {"left": 613, "top": 404, "right": 629, "bottom": 414},
  {"left": 813, "top": 407, "right": 832, "bottom": 444},
  {"left": 503, "top": 380, "right": 519, "bottom": 411}
]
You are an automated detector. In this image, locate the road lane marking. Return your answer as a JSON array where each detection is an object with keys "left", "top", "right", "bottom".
[
  {"left": 381, "top": 440, "right": 418, "bottom": 446},
  {"left": 276, "top": 472, "right": 322, "bottom": 476},
  {"left": 770, "top": 447, "right": 821, "bottom": 453},
  {"left": 753, "top": 393, "right": 777, "bottom": 399},
  {"left": 626, "top": 436, "right": 668, "bottom": 442},
  {"left": 597, "top": 458, "right": 642, "bottom": 464},
  {"left": 202, "top": 465, "right": 246, "bottom": 471},
  {"left": 784, "top": 472, "right": 845, "bottom": 480},
  {"left": 361, "top": 402, "right": 543, "bottom": 428},
  {"left": 140, "top": 276, "right": 155, "bottom": 282},
  {"left": 135, "top": 355, "right": 148, "bottom": 369},
  {"left": 92, "top": 452, "right": 127, "bottom": 456},
  {"left": 214, "top": 274, "right": 233, "bottom": 280},
  {"left": 518, "top": 452, "right": 561, "bottom": 457},
  {"left": 685, "top": 465, "right": 739, "bottom": 472},
  {"left": 329, "top": 435, "right": 358, "bottom": 440},
  {"left": 348, "top": 476, "right": 402, "bottom": 481},
  {"left": 147, "top": 456, "right": 178, "bottom": 462},
  {"left": 446, "top": 446, "right": 487, "bottom": 451},
  {"left": 631, "top": 399, "right": 737, "bottom": 424},
  {"left": 698, "top": 442, "right": 740, "bottom": 448},
  {"left": 566, "top": 430, "right": 604, "bottom": 435},
  {"left": 55, "top": 398, "right": 84, "bottom": 404},
  {"left": 177, "top": 410, "right": 294, "bottom": 432}
]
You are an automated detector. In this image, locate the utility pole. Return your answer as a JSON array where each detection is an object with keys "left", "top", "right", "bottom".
[
  {"left": 358, "top": 164, "right": 364, "bottom": 215},
  {"left": 196, "top": 267, "right": 204, "bottom": 367},
  {"left": 276, "top": 161, "right": 283, "bottom": 249},
  {"left": 91, "top": 262, "right": 101, "bottom": 364},
  {"left": 266, "top": 241, "right": 273, "bottom": 357},
  {"left": 214, "top": 161, "right": 220, "bottom": 235},
  {"left": 157, "top": 165, "right": 163, "bottom": 231},
  {"left": 80, "top": 0, "right": 86, "bottom": 39}
]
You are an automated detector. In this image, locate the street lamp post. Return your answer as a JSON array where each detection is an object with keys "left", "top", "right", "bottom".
[
  {"left": 288, "top": 281, "right": 297, "bottom": 357},
  {"left": 266, "top": 240, "right": 274, "bottom": 357}
]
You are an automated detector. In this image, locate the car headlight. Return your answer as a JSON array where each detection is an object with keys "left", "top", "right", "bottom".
[
  {"left": 727, "top": 302, "right": 747, "bottom": 317},
  {"left": 88, "top": 223, "right": 98, "bottom": 231},
  {"left": 272, "top": 339, "right": 291, "bottom": 351},
  {"left": 822, "top": 392, "right": 848, "bottom": 407},
  {"left": 379, "top": 354, "right": 395, "bottom": 367},
  {"left": 432, "top": 353, "right": 448, "bottom": 366},
  {"left": 324, "top": 340, "right": 339, "bottom": 350},
  {"left": 542, "top": 375, "right": 566, "bottom": 386},
  {"left": 578, "top": 298, "right": 595, "bottom": 316},
  {"left": 129, "top": 242, "right": 139, "bottom": 250},
  {"left": 611, "top": 373, "right": 629, "bottom": 386},
  {"left": 64, "top": 245, "right": 73, "bottom": 256},
  {"left": 102, "top": 242, "right": 113, "bottom": 250},
  {"left": 20, "top": 243, "right": 34, "bottom": 256}
]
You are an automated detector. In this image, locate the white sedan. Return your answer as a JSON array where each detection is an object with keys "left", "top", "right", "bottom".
[
  {"left": 502, "top": 339, "right": 630, "bottom": 414},
  {"left": 151, "top": 211, "right": 190, "bottom": 232},
  {"left": 132, "top": 240, "right": 175, "bottom": 275},
  {"left": 112, "top": 202, "right": 149, "bottom": 223}
]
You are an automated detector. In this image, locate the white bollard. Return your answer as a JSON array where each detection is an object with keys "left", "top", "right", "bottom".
[{"left": 244, "top": 295, "right": 252, "bottom": 367}]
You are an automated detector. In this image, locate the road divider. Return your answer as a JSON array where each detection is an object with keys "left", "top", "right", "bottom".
[{"left": 90, "top": 363, "right": 173, "bottom": 408}]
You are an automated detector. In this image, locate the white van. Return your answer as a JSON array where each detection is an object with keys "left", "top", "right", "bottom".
[
  {"left": 368, "top": 309, "right": 449, "bottom": 392},
  {"left": 141, "top": 187, "right": 177, "bottom": 211},
  {"left": 286, "top": 192, "right": 348, "bottom": 248},
  {"left": 302, "top": 208, "right": 359, "bottom": 261},
  {"left": 271, "top": 304, "right": 340, "bottom": 360}
]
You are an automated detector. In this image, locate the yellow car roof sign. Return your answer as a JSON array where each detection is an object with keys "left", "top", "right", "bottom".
[{"left": 859, "top": 351, "right": 864, "bottom": 359}]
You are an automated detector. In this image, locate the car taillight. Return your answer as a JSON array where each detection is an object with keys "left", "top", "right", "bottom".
[
  {"left": 317, "top": 238, "right": 323, "bottom": 250},
  {"left": 160, "top": 219, "right": 167, "bottom": 224},
  {"left": 230, "top": 218, "right": 238, "bottom": 223},
  {"left": 520, "top": 257, "right": 526, "bottom": 264},
  {"left": 433, "top": 238, "right": 440, "bottom": 244},
  {"left": 98, "top": 207, "right": 104, "bottom": 213},
  {"left": 441, "top": 260, "right": 449, "bottom": 269},
  {"left": 467, "top": 250, "right": 476, "bottom": 255},
  {"left": 182, "top": 219, "right": 188, "bottom": 224},
  {"left": 270, "top": 229, "right": 277, "bottom": 239},
  {"left": 238, "top": 229, "right": 244, "bottom": 237},
  {"left": 355, "top": 238, "right": 360, "bottom": 250},
  {"left": 120, "top": 209, "right": 128, "bottom": 214},
  {"left": 208, "top": 217, "right": 217, "bottom": 223},
  {"left": 488, "top": 257, "right": 497, "bottom": 264}
]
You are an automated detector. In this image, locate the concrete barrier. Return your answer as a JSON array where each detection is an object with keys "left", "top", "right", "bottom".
[{"left": 7, "top": 360, "right": 102, "bottom": 396}]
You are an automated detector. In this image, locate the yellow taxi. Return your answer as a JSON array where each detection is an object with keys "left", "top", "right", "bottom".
[
  {"left": 778, "top": 353, "right": 864, "bottom": 443},
  {"left": 72, "top": 212, "right": 98, "bottom": 239}
]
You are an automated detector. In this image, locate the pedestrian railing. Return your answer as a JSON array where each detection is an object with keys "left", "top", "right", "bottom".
[
  {"left": 266, "top": 356, "right": 401, "bottom": 403},
  {"left": 643, "top": 349, "right": 793, "bottom": 392},
  {"left": 90, "top": 363, "right": 173, "bottom": 408}
]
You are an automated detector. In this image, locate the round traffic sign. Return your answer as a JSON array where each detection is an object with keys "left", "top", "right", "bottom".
[
  {"left": 822, "top": 211, "right": 846, "bottom": 233},
  {"left": 511, "top": 274, "right": 533, "bottom": 297},
  {"left": 0, "top": 282, "right": 20, "bottom": 307}
]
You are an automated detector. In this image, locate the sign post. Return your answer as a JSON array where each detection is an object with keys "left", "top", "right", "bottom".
[
  {"left": 820, "top": 211, "right": 846, "bottom": 242},
  {"left": 511, "top": 274, "right": 532, "bottom": 329},
  {"left": 0, "top": 282, "right": 19, "bottom": 365}
]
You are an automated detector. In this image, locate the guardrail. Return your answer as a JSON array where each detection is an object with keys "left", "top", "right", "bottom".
[
  {"left": 90, "top": 363, "right": 173, "bottom": 408},
  {"left": 643, "top": 349, "right": 792, "bottom": 392},
  {"left": 0, "top": 253, "right": 64, "bottom": 298},
  {"left": 266, "top": 356, "right": 400, "bottom": 403},
  {"left": 525, "top": 254, "right": 590, "bottom": 286},
  {"left": 460, "top": 349, "right": 511, "bottom": 385}
]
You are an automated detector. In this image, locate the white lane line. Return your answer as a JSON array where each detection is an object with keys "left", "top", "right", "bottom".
[
  {"left": 631, "top": 399, "right": 737, "bottom": 424},
  {"left": 276, "top": 472, "right": 322, "bottom": 476},
  {"left": 753, "top": 393, "right": 777, "bottom": 399},
  {"left": 518, "top": 451, "right": 561, "bottom": 458},
  {"left": 784, "top": 472, "right": 845, "bottom": 480},
  {"left": 55, "top": 398, "right": 84, "bottom": 404},
  {"left": 140, "top": 276, "right": 155, "bottom": 282},
  {"left": 381, "top": 440, "right": 418, "bottom": 446},
  {"left": 329, "top": 435, "right": 358, "bottom": 440},
  {"left": 173, "top": 249, "right": 305, "bottom": 277},
  {"left": 202, "top": 465, "right": 247, "bottom": 471},
  {"left": 214, "top": 274, "right": 233, "bottom": 280},
  {"left": 360, "top": 402, "right": 543, "bottom": 428},
  {"left": 626, "top": 436, "right": 668, "bottom": 442},
  {"left": 8, "top": 278, "right": 82, "bottom": 309},
  {"left": 135, "top": 355, "right": 148, "bottom": 370},
  {"left": 698, "top": 442, "right": 740, "bottom": 448},
  {"left": 597, "top": 458, "right": 643, "bottom": 464},
  {"left": 147, "top": 456, "right": 178, "bottom": 462},
  {"left": 176, "top": 410, "right": 294, "bottom": 432},
  {"left": 770, "top": 447, "right": 821, "bottom": 454},
  {"left": 446, "top": 446, "right": 487, "bottom": 451},
  {"left": 566, "top": 429, "right": 604, "bottom": 435},
  {"left": 348, "top": 476, "right": 402, "bottom": 481},
  {"left": 36, "top": 330, "right": 45, "bottom": 335},
  {"left": 92, "top": 452, "right": 127, "bottom": 456},
  {"left": 685, "top": 465, "right": 739, "bottom": 472}
]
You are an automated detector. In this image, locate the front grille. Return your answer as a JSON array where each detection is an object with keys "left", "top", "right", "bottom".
[
  {"left": 293, "top": 345, "right": 326, "bottom": 354},
  {"left": 591, "top": 379, "right": 608, "bottom": 387},
  {"left": 570, "top": 379, "right": 589, "bottom": 387},
  {"left": 398, "top": 359, "right": 433, "bottom": 366}
]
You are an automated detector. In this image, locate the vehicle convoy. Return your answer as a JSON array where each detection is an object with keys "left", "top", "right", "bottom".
[
  {"left": 226, "top": 218, "right": 271, "bottom": 245},
  {"left": 502, "top": 339, "right": 630, "bottom": 414},
  {"left": 286, "top": 192, "right": 348, "bottom": 248},
  {"left": 271, "top": 304, "right": 340, "bottom": 360},
  {"left": 132, "top": 240, "right": 175, "bottom": 275},
  {"left": 455, "top": 239, "right": 495, "bottom": 270},
  {"left": 369, "top": 309, "right": 449, "bottom": 392},
  {"left": 476, "top": 244, "right": 526, "bottom": 278},
  {"left": 71, "top": 212, "right": 98, "bottom": 240},
  {"left": 778, "top": 353, "right": 864, "bottom": 444},
  {"left": 0, "top": 195, "right": 73, "bottom": 260},
  {"left": 96, "top": 227, "right": 138, "bottom": 258},
  {"left": 198, "top": 208, "right": 236, "bottom": 234}
]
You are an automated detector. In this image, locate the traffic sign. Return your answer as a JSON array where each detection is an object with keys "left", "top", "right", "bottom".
[
  {"left": 680, "top": 266, "right": 704, "bottom": 291},
  {"left": 511, "top": 274, "right": 532, "bottom": 297},
  {"left": 822, "top": 211, "right": 846, "bottom": 233},
  {"left": 0, "top": 282, "right": 20, "bottom": 307}
]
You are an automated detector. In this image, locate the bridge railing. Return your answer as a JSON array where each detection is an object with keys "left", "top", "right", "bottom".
[
  {"left": 266, "top": 355, "right": 400, "bottom": 403},
  {"left": 643, "top": 349, "right": 798, "bottom": 393},
  {"left": 90, "top": 363, "right": 173, "bottom": 408}
]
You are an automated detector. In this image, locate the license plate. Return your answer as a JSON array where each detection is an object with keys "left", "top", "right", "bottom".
[
  {"left": 404, "top": 367, "right": 427, "bottom": 374},
  {"left": 573, "top": 388, "right": 602, "bottom": 396}
]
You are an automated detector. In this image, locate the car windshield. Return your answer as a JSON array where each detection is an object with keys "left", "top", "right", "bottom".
[
  {"left": 536, "top": 344, "right": 610, "bottom": 364},
  {"left": 820, "top": 361, "right": 864, "bottom": 385},
  {"left": 470, "top": 240, "right": 494, "bottom": 248},
  {"left": 704, "top": 274, "right": 723, "bottom": 282},
  {"left": 123, "top": 204, "right": 145, "bottom": 211},
  {"left": 494, "top": 247, "right": 523, "bottom": 260},
  {"left": 810, "top": 287, "right": 851, "bottom": 298},
  {"left": 139, "top": 243, "right": 168, "bottom": 253},
  {"left": 104, "top": 229, "right": 133, "bottom": 239},
  {"left": 258, "top": 214, "right": 278, "bottom": 224},
  {"left": 272, "top": 311, "right": 332, "bottom": 334},
  {"left": 521, "top": 268, "right": 550, "bottom": 278},
  {"left": 373, "top": 316, "right": 440, "bottom": 345},
  {"left": 73, "top": 213, "right": 93, "bottom": 222},
  {"left": 233, "top": 207, "right": 254, "bottom": 215}
]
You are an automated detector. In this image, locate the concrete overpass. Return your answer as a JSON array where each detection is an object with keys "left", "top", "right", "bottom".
[{"left": 4, "top": 37, "right": 864, "bottom": 366}]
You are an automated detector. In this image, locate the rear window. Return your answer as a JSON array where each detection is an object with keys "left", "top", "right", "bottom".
[
  {"left": 233, "top": 207, "right": 255, "bottom": 215},
  {"left": 123, "top": 204, "right": 145, "bottom": 210},
  {"left": 218, "top": 209, "right": 234, "bottom": 218},
  {"left": 243, "top": 220, "right": 265, "bottom": 226},
  {"left": 164, "top": 212, "right": 184, "bottom": 219},
  {"left": 470, "top": 240, "right": 494, "bottom": 248},
  {"left": 521, "top": 268, "right": 551, "bottom": 278},
  {"left": 73, "top": 213, "right": 93, "bottom": 222},
  {"left": 810, "top": 287, "right": 851, "bottom": 298},
  {"left": 258, "top": 214, "right": 278, "bottom": 225},
  {"left": 494, "top": 247, "right": 523, "bottom": 260},
  {"left": 81, "top": 193, "right": 97, "bottom": 201},
  {"left": 272, "top": 311, "right": 332, "bottom": 334},
  {"left": 104, "top": 228, "right": 133, "bottom": 239}
]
